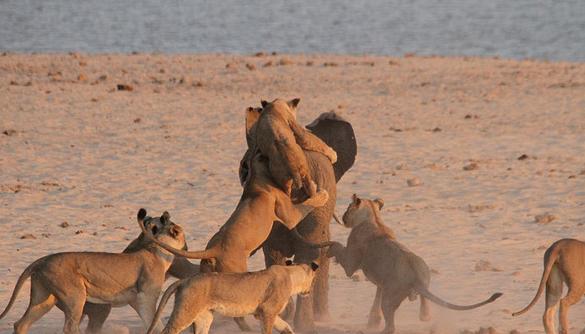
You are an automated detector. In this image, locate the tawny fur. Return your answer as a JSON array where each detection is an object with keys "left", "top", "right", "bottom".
[
  {"left": 81, "top": 213, "right": 200, "bottom": 333},
  {"left": 247, "top": 98, "right": 337, "bottom": 199},
  {"left": 512, "top": 238, "right": 585, "bottom": 334},
  {"left": 0, "top": 209, "right": 186, "bottom": 334},
  {"left": 328, "top": 195, "right": 503, "bottom": 334},
  {"left": 140, "top": 153, "right": 329, "bottom": 274},
  {"left": 146, "top": 263, "right": 319, "bottom": 334}
]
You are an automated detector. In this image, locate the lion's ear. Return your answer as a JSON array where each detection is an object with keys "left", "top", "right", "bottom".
[
  {"left": 161, "top": 211, "right": 171, "bottom": 225},
  {"left": 287, "top": 98, "right": 300, "bottom": 109},
  {"left": 261, "top": 100, "right": 268, "bottom": 108},
  {"left": 169, "top": 224, "right": 181, "bottom": 238},
  {"left": 285, "top": 260, "right": 293, "bottom": 266},
  {"left": 352, "top": 193, "right": 361, "bottom": 205},
  {"left": 374, "top": 198, "right": 384, "bottom": 210},
  {"left": 245, "top": 107, "right": 261, "bottom": 137},
  {"left": 137, "top": 208, "right": 147, "bottom": 221},
  {"left": 310, "top": 262, "right": 319, "bottom": 271}
]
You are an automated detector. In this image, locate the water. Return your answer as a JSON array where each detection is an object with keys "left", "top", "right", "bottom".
[{"left": 0, "top": 0, "right": 584, "bottom": 61}]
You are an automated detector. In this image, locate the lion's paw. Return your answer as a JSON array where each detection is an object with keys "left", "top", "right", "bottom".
[
  {"left": 327, "top": 148, "right": 338, "bottom": 164},
  {"left": 303, "top": 189, "right": 329, "bottom": 208}
]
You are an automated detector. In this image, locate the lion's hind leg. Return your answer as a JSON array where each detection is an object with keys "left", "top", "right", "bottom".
[
  {"left": 14, "top": 281, "right": 57, "bottom": 334},
  {"left": 558, "top": 282, "right": 583, "bottom": 334},
  {"left": 59, "top": 286, "right": 86, "bottom": 334},
  {"left": 543, "top": 265, "right": 563, "bottom": 334},
  {"left": 380, "top": 288, "right": 409, "bottom": 334},
  {"left": 419, "top": 295, "right": 431, "bottom": 322},
  {"left": 162, "top": 303, "right": 211, "bottom": 334},
  {"left": 368, "top": 287, "right": 383, "bottom": 328}
]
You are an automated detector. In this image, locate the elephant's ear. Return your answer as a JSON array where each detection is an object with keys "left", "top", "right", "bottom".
[{"left": 306, "top": 112, "right": 357, "bottom": 182}]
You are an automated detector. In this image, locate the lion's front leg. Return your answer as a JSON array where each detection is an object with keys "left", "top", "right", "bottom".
[
  {"left": 274, "top": 189, "right": 328, "bottom": 230},
  {"left": 327, "top": 242, "right": 361, "bottom": 277}
]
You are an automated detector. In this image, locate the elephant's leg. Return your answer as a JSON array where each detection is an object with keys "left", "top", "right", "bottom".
[
  {"left": 312, "top": 249, "right": 330, "bottom": 321},
  {"left": 292, "top": 210, "right": 332, "bottom": 332},
  {"left": 294, "top": 293, "right": 315, "bottom": 333}
]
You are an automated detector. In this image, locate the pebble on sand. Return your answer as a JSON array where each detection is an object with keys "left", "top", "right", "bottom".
[
  {"left": 116, "top": 84, "right": 134, "bottom": 91},
  {"left": 535, "top": 213, "right": 556, "bottom": 224},
  {"left": 407, "top": 177, "right": 423, "bottom": 187},
  {"left": 474, "top": 260, "right": 503, "bottom": 272},
  {"left": 463, "top": 162, "right": 479, "bottom": 171}
]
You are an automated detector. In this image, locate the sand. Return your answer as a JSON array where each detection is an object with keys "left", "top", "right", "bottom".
[{"left": 1, "top": 52, "right": 584, "bottom": 334}]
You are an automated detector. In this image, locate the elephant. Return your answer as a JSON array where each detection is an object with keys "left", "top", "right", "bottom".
[{"left": 239, "top": 110, "right": 357, "bottom": 332}]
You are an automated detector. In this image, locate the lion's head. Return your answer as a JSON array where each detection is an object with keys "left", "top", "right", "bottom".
[{"left": 341, "top": 194, "right": 384, "bottom": 228}]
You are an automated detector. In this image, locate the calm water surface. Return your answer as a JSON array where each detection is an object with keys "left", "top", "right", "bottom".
[{"left": 0, "top": 0, "right": 584, "bottom": 61}]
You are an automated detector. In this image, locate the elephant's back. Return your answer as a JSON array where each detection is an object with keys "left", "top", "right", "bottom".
[{"left": 306, "top": 150, "right": 337, "bottom": 218}]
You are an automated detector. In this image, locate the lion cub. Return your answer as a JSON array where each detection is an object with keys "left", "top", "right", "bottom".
[
  {"left": 0, "top": 209, "right": 186, "bottom": 334},
  {"left": 328, "top": 195, "right": 502, "bottom": 334},
  {"left": 146, "top": 261, "right": 319, "bottom": 334},
  {"left": 513, "top": 238, "right": 585, "bottom": 334},
  {"left": 248, "top": 98, "right": 337, "bottom": 201}
]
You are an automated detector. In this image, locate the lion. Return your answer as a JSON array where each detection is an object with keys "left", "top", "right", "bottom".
[
  {"left": 81, "top": 211, "right": 201, "bottom": 333},
  {"left": 140, "top": 153, "right": 329, "bottom": 273},
  {"left": 327, "top": 195, "right": 503, "bottom": 334},
  {"left": 512, "top": 238, "right": 585, "bottom": 334},
  {"left": 145, "top": 261, "right": 319, "bottom": 334},
  {"left": 247, "top": 98, "right": 337, "bottom": 201},
  {"left": 0, "top": 209, "right": 186, "bottom": 334}
]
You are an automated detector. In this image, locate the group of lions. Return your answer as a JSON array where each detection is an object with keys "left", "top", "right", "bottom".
[{"left": 0, "top": 98, "right": 582, "bottom": 334}]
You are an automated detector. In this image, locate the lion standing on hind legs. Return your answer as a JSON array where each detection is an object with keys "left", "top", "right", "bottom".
[
  {"left": 327, "top": 194, "right": 503, "bottom": 334},
  {"left": 241, "top": 107, "right": 358, "bottom": 332},
  {"left": 512, "top": 238, "right": 585, "bottom": 334}
]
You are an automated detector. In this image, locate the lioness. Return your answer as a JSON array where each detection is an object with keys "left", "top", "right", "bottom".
[
  {"left": 248, "top": 98, "right": 337, "bottom": 201},
  {"left": 0, "top": 209, "right": 185, "bottom": 334},
  {"left": 512, "top": 238, "right": 585, "bottom": 334},
  {"left": 140, "top": 153, "right": 329, "bottom": 273},
  {"left": 327, "top": 195, "right": 503, "bottom": 334},
  {"left": 145, "top": 261, "right": 319, "bottom": 334},
  {"left": 82, "top": 211, "right": 201, "bottom": 333}
]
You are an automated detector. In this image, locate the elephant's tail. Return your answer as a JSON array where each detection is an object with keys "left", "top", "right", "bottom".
[{"left": 332, "top": 212, "right": 344, "bottom": 225}]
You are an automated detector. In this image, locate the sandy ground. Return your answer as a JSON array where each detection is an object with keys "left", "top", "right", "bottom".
[{"left": 1, "top": 53, "right": 585, "bottom": 334}]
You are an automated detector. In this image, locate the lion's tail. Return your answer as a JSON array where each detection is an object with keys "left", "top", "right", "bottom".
[
  {"left": 146, "top": 279, "right": 185, "bottom": 334},
  {"left": 0, "top": 258, "right": 43, "bottom": 319},
  {"left": 415, "top": 285, "right": 503, "bottom": 311},
  {"left": 512, "top": 242, "right": 562, "bottom": 316},
  {"left": 136, "top": 208, "right": 221, "bottom": 260}
]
